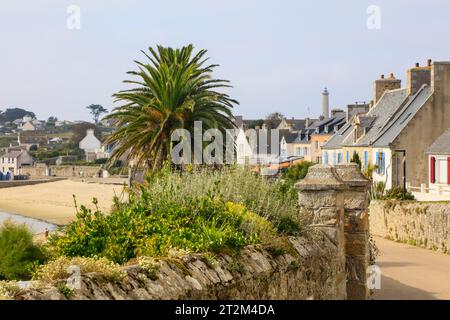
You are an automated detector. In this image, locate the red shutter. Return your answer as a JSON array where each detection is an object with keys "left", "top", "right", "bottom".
[
  {"left": 447, "top": 157, "right": 450, "bottom": 185},
  {"left": 430, "top": 156, "right": 436, "bottom": 184}
]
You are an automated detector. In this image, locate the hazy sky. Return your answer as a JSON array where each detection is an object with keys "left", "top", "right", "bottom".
[{"left": 1, "top": 0, "right": 450, "bottom": 121}]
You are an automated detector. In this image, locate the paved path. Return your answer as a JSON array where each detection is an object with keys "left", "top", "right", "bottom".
[{"left": 373, "top": 237, "right": 450, "bottom": 300}]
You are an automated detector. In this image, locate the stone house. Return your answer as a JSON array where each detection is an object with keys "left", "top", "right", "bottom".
[
  {"left": 323, "top": 60, "right": 450, "bottom": 190},
  {"left": 0, "top": 148, "right": 33, "bottom": 176},
  {"left": 426, "top": 127, "right": 450, "bottom": 196}
]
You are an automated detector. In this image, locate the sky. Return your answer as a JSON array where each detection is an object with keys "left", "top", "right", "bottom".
[{"left": 1, "top": 0, "right": 450, "bottom": 121}]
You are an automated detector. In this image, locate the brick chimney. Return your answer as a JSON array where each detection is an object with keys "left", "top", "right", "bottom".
[
  {"left": 373, "top": 73, "right": 401, "bottom": 104},
  {"left": 407, "top": 60, "right": 431, "bottom": 96}
]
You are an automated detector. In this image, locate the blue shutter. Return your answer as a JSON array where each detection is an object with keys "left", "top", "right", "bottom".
[
  {"left": 381, "top": 152, "right": 385, "bottom": 175},
  {"left": 346, "top": 151, "right": 349, "bottom": 163},
  {"left": 375, "top": 152, "right": 380, "bottom": 174},
  {"left": 324, "top": 152, "right": 328, "bottom": 164},
  {"left": 364, "top": 151, "right": 368, "bottom": 170}
]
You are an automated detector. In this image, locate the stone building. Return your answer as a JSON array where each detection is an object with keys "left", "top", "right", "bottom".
[
  {"left": 0, "top": 148, "right": 33, "bottom": 176},
  {"left": 323, "top": 59, "right": 450, "bottom": 190}
]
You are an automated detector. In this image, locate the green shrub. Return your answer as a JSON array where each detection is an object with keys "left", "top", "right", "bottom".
[
  {"left": 143, "top": 166, "right": 303, "bottom": 234},
  {"left": 48, "top": 195, "right": 277, "bottom": 264},
  {"left": 384, "top": 187, "right": 415, "bottom": 200},
  {"left": 281, "top": 161, "right": 313, "bottom": 185},
  {"left": 0, "top": 221, "right": 47, "bottom": 280}
]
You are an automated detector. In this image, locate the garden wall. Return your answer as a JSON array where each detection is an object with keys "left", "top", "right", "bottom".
[{"left": 370, "top": 200, "right": 450, "bottom": 253}]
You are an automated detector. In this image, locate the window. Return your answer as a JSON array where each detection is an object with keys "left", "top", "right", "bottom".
[
  {"left": 337, "top": 153, "right": 343, "bottom": 164},
  {"left": 296, "top": 147, "right": 302, "bottom": 156},
  {"left": 333, "top": 151, "right": 337, "bottom": 165},
  {"left": 324, "top": 151, "right": 329, "bottom": 165}
]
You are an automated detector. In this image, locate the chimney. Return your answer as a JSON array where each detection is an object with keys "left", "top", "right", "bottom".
[
  {"left": 331, "top": 109, "right": 345, "bottom": 117},
  {"left": 407, "top": 60, "right": 431, "bottom": 96},
  {"left": 322, "top": 87, "right": 329, "bottom": 120},
  {"left": 373, "top": 73, "right": 401, "bottom": 104}
]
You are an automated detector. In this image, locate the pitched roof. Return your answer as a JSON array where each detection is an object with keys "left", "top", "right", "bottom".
[
  {"left": 353, "top": 88, "right": 409, "bottom": 146},
  {"left": 372, "top": 86, "right": 432, "bottom": 147},
  {"left": 0, "top": 150, "right": 24, "bottom": 159},
  {"left": 323, "top": 122, "right": 353, "bottom": 149},
  {"left": 426, "top": 127, "right": 450, "bottom": 155}
]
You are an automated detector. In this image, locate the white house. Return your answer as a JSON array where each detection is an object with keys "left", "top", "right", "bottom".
[
  {"left": 79, "top": 129, "right": 101, "bottom": 162},
  {"left": 235, "top": 128, "right": 280, "bottom": 165},
  {"left": 427, "top": 128, "right": 450, "bottom": 196}
]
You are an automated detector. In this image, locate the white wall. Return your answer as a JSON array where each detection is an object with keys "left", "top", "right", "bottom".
[
  {"left": 79, "top": 130, "right": 101, "bottom": 153},
  {"left": 372, "top": 148, "right": 393, "bottom": 189}
]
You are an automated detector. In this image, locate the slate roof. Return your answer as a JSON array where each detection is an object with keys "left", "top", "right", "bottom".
[
  {"left": 310, "top": 113, "right": 346, "bottom": 135},
  {"left": 372, "top": 86, "right": 433, "bottom": 147},
  {"left": 323, "top": 122, "right": 353, "bottom": 149},
  {"left": 426, "top": 127, "right": 450, "bottom": 155},
  {"left": 0, "top": 150, "right": 24, "bottom": 159},
  {"left": 354, "top": 88, "right": 409, "bottom": 146}
]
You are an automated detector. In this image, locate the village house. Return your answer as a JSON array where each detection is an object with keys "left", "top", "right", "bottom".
[
  {"left": 426, "top": 128, "right": 450, "bottom": 196},
  {"left": 79, "top": 129, "right": 102, "bottom": 162},
  {"left": 323, "top": 59, "right": 450, "bottom": 190},
  {"left": 0, "top": 147, "right": 33, "bottom": 177}
]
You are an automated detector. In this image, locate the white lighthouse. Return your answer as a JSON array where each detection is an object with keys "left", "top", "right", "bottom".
[{"left": 322, "top": 87, "right": 329, "bottom": 119}]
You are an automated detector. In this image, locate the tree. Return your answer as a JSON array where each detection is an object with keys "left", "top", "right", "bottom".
[
  {"left": 86, "top": 104, "right": 108, "bottom": 124},
  {"left": 265, "top": 112, "right": 284, "bottom": 129},
  {"left": 0, "top": 108, "right": 35, "bottom": 123},
  {"left": 248, "top": 119, "right": 264, "bottom": 129},
  {"left": 104, "top": 44, "right": 238, "bottom": 171},
  {"left": 71, "top": 122, "right": 101, "bottom": 144},
  {"left": 351, "top": 151, "right": 362, "bottom": 169}
]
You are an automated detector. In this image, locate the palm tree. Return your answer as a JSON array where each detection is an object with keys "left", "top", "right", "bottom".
[{"left": 103, "top": 44, "right": 238, "bottom": 172}]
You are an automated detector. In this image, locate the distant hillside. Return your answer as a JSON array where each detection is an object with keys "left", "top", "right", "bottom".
[{"left": 0, "top": 108, "right": 36, "bottom": 123}]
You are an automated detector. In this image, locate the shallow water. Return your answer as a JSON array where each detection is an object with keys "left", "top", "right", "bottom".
[{"left": 0, "top": 212, "right": 58, "bottom": 234}]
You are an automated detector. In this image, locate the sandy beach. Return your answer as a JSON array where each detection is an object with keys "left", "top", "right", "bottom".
[{"left": 0, "top": 180, "right": 127, "bottom": 225}]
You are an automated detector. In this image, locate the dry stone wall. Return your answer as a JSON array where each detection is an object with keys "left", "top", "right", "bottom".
[{"left": 370, "top": 200, "right": 449, "bottom": 253}]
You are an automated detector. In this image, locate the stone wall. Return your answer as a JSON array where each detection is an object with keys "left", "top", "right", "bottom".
[
  {"left": 21, "top": 165, "right": 103, "bottom": 178},
  {"left": 16, "top": 164, "right": 371, "bottom": 300},
  {"left": 18, "top": 236, "right": 343, "bottom": 300},
  {"left": 370, "top": 200, "right": 450, "bottom": 254}
]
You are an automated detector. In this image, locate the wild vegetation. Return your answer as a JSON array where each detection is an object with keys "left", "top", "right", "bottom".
[
  {"left": 47, "top": 166, "right": 302, "bottom": 264},
  {"left": 0, "top": 221, "right": 46, "bottom": 280}
]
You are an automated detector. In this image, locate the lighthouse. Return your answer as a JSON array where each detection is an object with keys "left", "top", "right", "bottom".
[{"left": 322, "top": 87, "right": 329, "bottom": 119}]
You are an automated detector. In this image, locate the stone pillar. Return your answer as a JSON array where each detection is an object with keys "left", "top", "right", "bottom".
[
  {"left": 295, "top": 164, "right": 347, "bottom": 299},
  {"left": 335, "top": 163, "right": 370, "bottom": 300}
]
